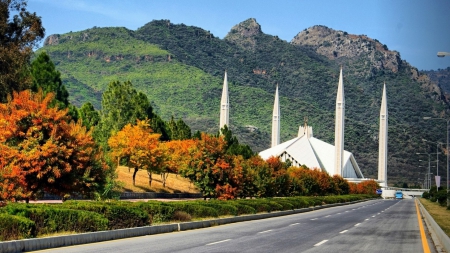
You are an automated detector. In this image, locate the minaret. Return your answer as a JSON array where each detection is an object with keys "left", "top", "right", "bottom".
[
  {"left": 334, "top": 67, "right": 345, "bottom": 176},
  {"left": 219, "top": 71, "right": 229, "bottom": 130},
  {"left": 378, "top": 83, "right": 388, "bottom": 187},
  {"left": 271, "top": 84, "right": 280, "bottom": 147}
]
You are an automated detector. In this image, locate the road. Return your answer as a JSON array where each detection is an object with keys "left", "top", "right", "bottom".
[{"left": 34, "top": 199, "right": 432, "bottom": 253}]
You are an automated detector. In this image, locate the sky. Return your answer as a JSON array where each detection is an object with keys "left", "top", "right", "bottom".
[{"left": 28, "top": 0, "right": 450, "bottom": 71}]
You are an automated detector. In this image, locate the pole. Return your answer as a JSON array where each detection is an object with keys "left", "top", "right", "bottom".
[
  {"left": 447, "top": 119, "right": 449, "bottom": 207},
  {"left": 428, "top": 154, "right": 431, "bottom": 189}
]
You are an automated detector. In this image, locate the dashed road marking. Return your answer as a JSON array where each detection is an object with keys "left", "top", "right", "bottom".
[
  {"left": 206, "top": 239, "right": 231, "bottom": 245},
  {"left": 289, "top": 223, "right": 300, "bottom": 226},
  {"left": 314, "top": 240, "right": 328, "bottom": 246},
  {"left": 372, "top": 215, "right": 375, "bottom": 217},
  {"left": 325, "top": 215, "right": 331, "bottom": 217},
  {"left": 354, "top": 223, "right": 361, "bottom": 226},
  {"left": 258, "top": 230, "right": 272, "bottom": 234},
  {"left": 340, "top": 230, "right": 348, "bottom": 234},
  {"left": 365, "top": 219, "right": 369, "bottom": 221},
  {"left": 311, "top": 218, "right": 318, "bottom": 220}
]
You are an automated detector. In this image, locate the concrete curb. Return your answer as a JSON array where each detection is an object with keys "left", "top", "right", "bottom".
[
  {"left": 0, "top": 199, "right": 367, "bottom": 253},
  {"left": 417, "top": 199, "right": 450, "bottom": 252}
]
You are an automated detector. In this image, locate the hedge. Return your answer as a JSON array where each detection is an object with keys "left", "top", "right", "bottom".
[
  {"left": 2, "top": 204, "right": 108, "bottom": 236},
  {"left": 61, "top": 201, "right": 148, "bottom": 229},
  {"left": 0, "top": 213, "right": 35, "bottom": 241}
]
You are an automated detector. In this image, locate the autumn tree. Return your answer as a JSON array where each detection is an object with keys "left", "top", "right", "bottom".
[
  {"left": 0, "top": 90, "right": 108, "bottom": 201},
  {"left": 0, "top": 0, "right": 45, "bottom": 101},
  {"left": 108, "top": 119, "right": 165, "bottom": 186},
  {"left": 179, "top": 133, "right": 230, "bottom": 199},
  {"left": 160, "top": 139, "right": 196, "bottom": 187}
]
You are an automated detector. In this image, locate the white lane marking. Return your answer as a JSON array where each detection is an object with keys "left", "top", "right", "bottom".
[
  {"left": 337, "top": 213, "right": 341, "bottom": 214},
  {"left": 311, "top": 218, "right": 318, "bottom": 220},
  {"left": 345, "top": 211, "right": 349, "bottom": 212},
  {"left": 372, "top": 215, "right": 375, "bottom": 217},
  {"left": 354, "top": 223, "right": 361, "bottom": 226},
  {"left": 325, "top": 215, "right": 331, "bottom": 217},
  {"left": 314, "top": 240, "right": 329, "bottom": 246},
  {"left": 365, "top": 219, "right": 369, "bottom": 221},
  {"left": 340, "top": 230, "right": 348, "bottom": 234},
  {"left": 378, "top": 213, "right": 380, "bottom": 214},
  {"left": 381, "top": 211, "right": 384, "bottom": 212},
  {"left": 258, "top": 230, "right": 273, "bottom": 234},
  {"left": 352, "top": 209, "right": 356, "bottom": 210},
  {"left": 206, "top": 239, "right": 231, "bottom": 245},
  {"left": 289, "top": 223, "right": 300, "bottom": 226}
]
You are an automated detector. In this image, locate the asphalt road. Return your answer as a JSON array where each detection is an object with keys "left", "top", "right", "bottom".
[{"left": 33, "top": 199, "right": 432, "bottom": 253}]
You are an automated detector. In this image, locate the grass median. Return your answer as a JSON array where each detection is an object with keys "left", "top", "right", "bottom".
[{"left": 419, "top": 198, "right": 450, "bottom": 237}]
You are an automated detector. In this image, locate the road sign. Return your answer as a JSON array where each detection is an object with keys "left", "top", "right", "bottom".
[{"left": 376, "top": 189, "right": 382, "bottom": 195}]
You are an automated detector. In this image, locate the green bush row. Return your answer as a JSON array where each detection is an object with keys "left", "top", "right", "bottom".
[{"left": 0, "top": 195, "right": 373, "bottom": 241}]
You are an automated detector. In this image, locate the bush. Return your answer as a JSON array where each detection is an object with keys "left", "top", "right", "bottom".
[
  {"left": 61, "top": 201, "right": 148, "bottom": 229},
  {"left": 0, "top": 213, "right": 36, "bottom": 241},
  {"left": 172, "top": 211, "right": 191, "bottom": 222},
  {"left": 192, "top": 200, "right": 238, "bottom": 216},
  {"left": 2, "top": 204, "right": 108, "bottom": 235},
  {"left": 227, "top": 202, "right": 256, "bottom": 215},
  {"left": 165, "top": 202, "right": 219, "bottom": 218},
  {"left": 134, "top": 202, "right": 175, "bottom": 224}
]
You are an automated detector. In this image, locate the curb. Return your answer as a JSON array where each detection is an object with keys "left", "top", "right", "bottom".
[
  {"left": 417, "top": 199, "right": 450, "bottom": 252},
  {"left": 0, "top": 199, "right": 366, "bottom": 253}
]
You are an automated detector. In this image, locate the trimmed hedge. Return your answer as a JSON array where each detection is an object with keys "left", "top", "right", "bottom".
[
  {"left": 164, "top": 202, "right": 219, "bottom": 218},
  {"left": 133, "top": 202, "right": 175, "bottom": 223},
  {"left": 61, "top": 201, "right": 148, "bottom": 229},
  {"left": 2, "top": 204, "right": 108, "bottom": 236},
  {"left": 0, "top": 213, "right": 35, "bottom": 241}
]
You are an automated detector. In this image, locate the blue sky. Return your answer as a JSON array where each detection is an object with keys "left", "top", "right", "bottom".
[{"left": 28, "top": 0, "right": 450, "bottom": 71}]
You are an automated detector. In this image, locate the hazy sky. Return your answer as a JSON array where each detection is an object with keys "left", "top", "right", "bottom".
[{"left": 28, "top": 0, "right": 450, "bottom": 71}]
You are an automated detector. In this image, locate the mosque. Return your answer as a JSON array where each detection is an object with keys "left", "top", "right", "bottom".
[{"left": 219, "top": 69, "right": 388, "bottom": 186}]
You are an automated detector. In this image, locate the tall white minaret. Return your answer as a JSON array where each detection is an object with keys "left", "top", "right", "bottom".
[
  {"left": 378, "top": 83, "right": 388, "bottom": 187},
  {"left": 271, "top": 84, "right": 280, "bottom": 147},
  {"left": 219, "top": 71, "right": 229, "bottom": 131},
  {"left": 334, "top": 67, "right": 345, "bottom": 176}
]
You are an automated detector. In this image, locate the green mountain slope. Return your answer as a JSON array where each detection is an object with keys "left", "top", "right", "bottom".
[{"left": 40, "top": 19, "right": 449, "bottom": 186}]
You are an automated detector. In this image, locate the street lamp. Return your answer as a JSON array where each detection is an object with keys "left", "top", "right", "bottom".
[
  {"left": 417, "top": 153, "right": 439, "bottom": 189},
  {"left": 437, "top": 52, "right": 450, "bottom": 57},
  {"left": 422, "top": 138, "right": 443, "bottom": 187},
  {"left": 423, "top": 117, "right": 450, "bottom": 207}
]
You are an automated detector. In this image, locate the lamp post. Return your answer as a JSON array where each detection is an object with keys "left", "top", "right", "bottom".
[
  {"left": 422, "top": 139, "right": 442, "bottom": 187},
  {"left": 418, "top": 153, "right": 439, "bottom": 189},
  {"left": 437, "top": 52, "right": 450, "bottom": 57},
  {"left": 423, "top": 117, "right": 450, "bottom": 207}
]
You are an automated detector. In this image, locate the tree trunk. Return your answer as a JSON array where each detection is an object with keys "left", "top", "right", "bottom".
[
  {"left": 132, "top": 168, "right": 138, "bottom": 186},
  {"left": 147, "top": 171, "right": 152, "bottom": 186},
  {"left": 162, "top": 173, "right": 169, "bottom": 188}
]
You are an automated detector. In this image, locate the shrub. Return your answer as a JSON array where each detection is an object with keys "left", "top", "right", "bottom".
[
  {"left": 2, "top": 204, "right": 108, "bottom": 235},
  {"left": 0, "top": 213, "right": 36, "bottom": 241},
  {"left": 227, "top": 202, "right": 256, "bottom": 215},
  {"left": 165, "top": 202, "right": 218, "bottom": 218},
  {"left": 192, "top": 200, "right": 238, "bottom": 216},
  {"left": 134, "top": 202, "right": 175, "bottom": 223},
  {"left": 172, "top": 211, "right": 191, "bottom": 222},
  {"left": 61, "top": 201, "right": 148, "bottom": 229}
]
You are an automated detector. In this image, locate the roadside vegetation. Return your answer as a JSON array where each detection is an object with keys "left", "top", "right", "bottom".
[
  {"left": 420, "top": 186, "right": 450, "bottom": 237},
  {"left": 0, "top": 194, "right": 376, "bottom": 241}
]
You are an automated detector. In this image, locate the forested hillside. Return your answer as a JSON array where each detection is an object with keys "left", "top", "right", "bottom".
[{"left": 40, "top": 18, "right": 449, "bottom": 186}]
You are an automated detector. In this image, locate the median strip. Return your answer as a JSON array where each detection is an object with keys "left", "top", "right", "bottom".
[
  {"left": 314, "top": 240, "right": 328, "bottom": 246},
  {"left": 206, "top": 239, "right": 231, "bottom": 246}
]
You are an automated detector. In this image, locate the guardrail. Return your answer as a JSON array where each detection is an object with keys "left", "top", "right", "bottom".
[{"left": 417, "top": 199, "right": 450, "bottom": 252}]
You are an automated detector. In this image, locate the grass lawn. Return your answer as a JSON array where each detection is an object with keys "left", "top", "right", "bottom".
[
  {"left": 116, "top": 166, "right": 199, "bottom": 194},
  {"left": 419, "top": 198, "right": 450, "bottom": 237}
]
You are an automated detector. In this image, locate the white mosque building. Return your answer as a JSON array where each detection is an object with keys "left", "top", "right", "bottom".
[{"left": 219, "top": 69, "right": 388, "bottom": 185}]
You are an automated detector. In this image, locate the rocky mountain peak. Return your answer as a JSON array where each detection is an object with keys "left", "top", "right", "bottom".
[
  {"left": 224, "top": 18, "right": 262, "bottom": 50},
  {"left": 291, "top": 25, "right": 401, "bottom": 73},
  {"left": 44, "top": 34, "right": 60, "bottom": 46}
]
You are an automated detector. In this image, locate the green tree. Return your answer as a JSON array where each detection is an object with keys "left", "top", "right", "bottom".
[
  {"left": 0, "top": 0, "right": 45, "bottom": 102},
  {"left": 78, "top": 102, "right": 100, "bottom": 130},
  {"left": 168, "top": 116, "right": 192, "bottom": 140},
  {"left": 30, "top": 51, "right": 69, "bottom": 107},
  {"left": 219, "top": 125, "right": 254, "bottom": 159}
]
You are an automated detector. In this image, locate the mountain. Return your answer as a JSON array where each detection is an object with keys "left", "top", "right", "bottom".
[
  {"left": 40, "top": 19, "right": 449, "bottom": 186},
  {"left": 422, "top": 67, "right": 450, "bottom": 101}
]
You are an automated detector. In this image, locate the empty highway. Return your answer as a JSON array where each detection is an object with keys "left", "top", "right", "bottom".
[{"left": 34, "top": 199, "right": 432, "bottom": 253}]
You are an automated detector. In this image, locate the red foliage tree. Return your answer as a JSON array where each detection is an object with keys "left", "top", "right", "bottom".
[{"left": 0, "top": 90, "right": 108, "bottom": 201}]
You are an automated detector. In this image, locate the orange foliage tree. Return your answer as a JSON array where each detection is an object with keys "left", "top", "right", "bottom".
[
  {"left": 159, "top": 139, "right": 196, "bottom": 187},
  {"left": 0, "top": 90, "right": 108, "bottom": 201},
  {"left": 349, "top": 180, "right": 379, "bottom": 195},
  {"left": 108, "top": 119, "right": 165, "bottom": 186}
]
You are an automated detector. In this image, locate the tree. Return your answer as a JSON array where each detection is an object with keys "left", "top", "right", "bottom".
[
  {"left": 108, "top": 119, "right": 165, "bottom": 186},
  {"left": 0, "top": 0, "right": 45, "bottom": 102},
  {"left": 219, "top": 125, "right": 254, "bottom": 159},
  {"left": 160, "top": 139, "right": 196, "bottom": 187},
  {"left": 167, "top": 116, "right": 192, "bottom": 140},
  {"left": 30, "top": 51, "right": 69, "bottom": 107},
  {"left": 78, "top": 102, "right": 100, "bottom": 130},
  {"left": 0, "top": 90, "right": 108, "bottom": 201}
]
